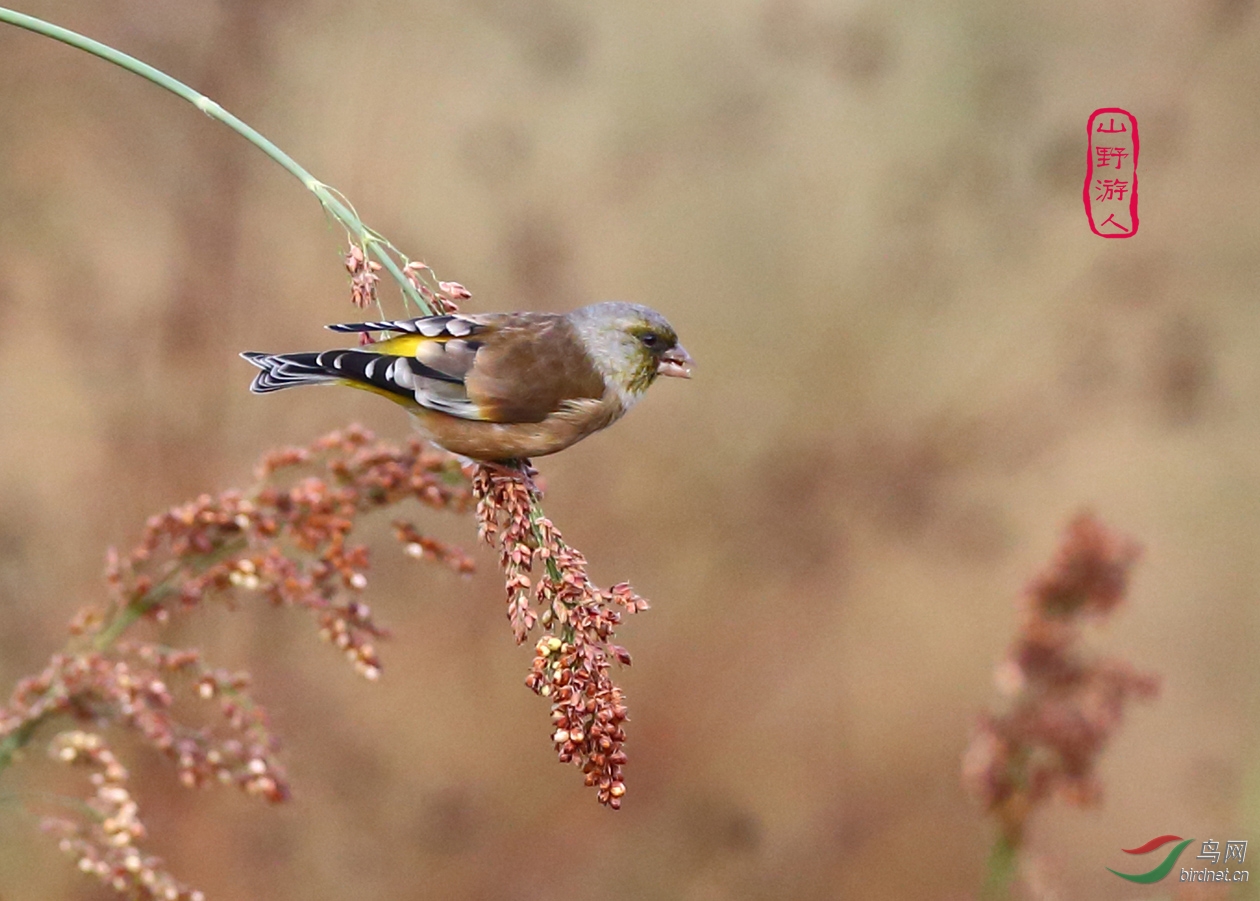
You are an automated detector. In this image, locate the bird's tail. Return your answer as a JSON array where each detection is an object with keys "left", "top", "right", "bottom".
[{"left": 240, "top": 351, "right": 339, "bottom": 394}]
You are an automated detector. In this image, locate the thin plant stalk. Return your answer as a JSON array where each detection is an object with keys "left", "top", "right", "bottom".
[
  {"left": 0, "top": 6, "right": 434, "bottom": 316},
  {"left": 982, "top": 836, "right": 1018, "bottom": 901}
]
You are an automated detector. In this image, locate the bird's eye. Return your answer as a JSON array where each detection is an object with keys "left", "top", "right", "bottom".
[{"left": 639, "top": 333, "right": 659, "bottom": 349}]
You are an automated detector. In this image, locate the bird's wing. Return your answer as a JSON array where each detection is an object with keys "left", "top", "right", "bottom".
[
  {"left": 324, "top": 312, "right": 607, "bottom": 423},
  {"left": 327, "top": 315, "right": 481, "bottom": 338}
]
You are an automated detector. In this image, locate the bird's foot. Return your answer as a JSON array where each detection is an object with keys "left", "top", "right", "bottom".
[{"left": 473, "top": 458, "right": 542, "bottom": 495}]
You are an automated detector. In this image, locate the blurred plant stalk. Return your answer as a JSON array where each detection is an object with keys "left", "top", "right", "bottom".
[{"left": 963, "top": 514, "right": 1160, "bottom": 899}]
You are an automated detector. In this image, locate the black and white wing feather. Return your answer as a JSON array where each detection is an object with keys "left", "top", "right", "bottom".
[
  {"left": 326, "top": 314, "right": 484, "bottom": 338},
  {"left": 241, "top": 313, "right": 496, "bottom": 421}
]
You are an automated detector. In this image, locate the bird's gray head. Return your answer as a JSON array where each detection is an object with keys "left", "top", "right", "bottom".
[{"left": 567, "top": 301, "right": 693, "bottom": 401}]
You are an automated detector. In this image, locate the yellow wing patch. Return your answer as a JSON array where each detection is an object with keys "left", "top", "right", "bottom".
[
  {"left": 335, "top": 377, "right": 422, "bottom": 408},
  {"left": 368, "top": 333, "right": 430, "bottom": 357}
]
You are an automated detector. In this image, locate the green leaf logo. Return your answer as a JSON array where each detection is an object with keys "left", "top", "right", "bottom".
[{"left": 1107, "top": 836, "right": 1193, "bottom": 884}]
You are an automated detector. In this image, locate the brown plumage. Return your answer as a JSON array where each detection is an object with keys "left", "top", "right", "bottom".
[{"left": 242, "top": 301, "right": 692, "bottom": 461}]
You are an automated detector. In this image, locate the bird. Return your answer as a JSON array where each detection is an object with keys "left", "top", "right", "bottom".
[{"left": 241, "top": 301, "right": 693, "bottom": 462}]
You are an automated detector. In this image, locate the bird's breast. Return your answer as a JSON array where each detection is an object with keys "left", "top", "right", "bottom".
[{"left": 409, "top": 392, "right": 626, "bottom": 461}]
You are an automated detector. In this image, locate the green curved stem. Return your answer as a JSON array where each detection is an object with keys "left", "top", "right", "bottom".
[{"left": 0, "top": 6, "right": 433, "bottom": 314}]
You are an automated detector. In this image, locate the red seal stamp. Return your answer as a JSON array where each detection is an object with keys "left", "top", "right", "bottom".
[{"left": 1084, "top": 108, "right": 1139, "bottom": 238}]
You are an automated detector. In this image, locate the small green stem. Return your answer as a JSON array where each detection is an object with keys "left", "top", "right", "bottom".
[
  {"left": 981, "top": 834, "right": 1019, "bottom": 901},
  {"left": 0, "top": 717, "right": 43, "bottom": 773},
  {"left": 0, "top": 7, "right": 433, "bottom": 314},
  {"left": 90, "top": 584, "right": 174, "bottom": 652},
  {"left": 527, "top": 505, "right": 564, "bottom": 585},
  {"left": 93, "top": 537, "right": 248, "bottom": 651},
  {"left": 523, "top": 485, "right": 576, "bottom": 644}
]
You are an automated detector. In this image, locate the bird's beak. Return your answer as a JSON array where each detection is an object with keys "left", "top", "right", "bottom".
[{"left": 657, "top": 345, "right": 694, "bottom": 379}]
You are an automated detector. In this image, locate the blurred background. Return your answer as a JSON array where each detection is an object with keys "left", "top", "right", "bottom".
[{"left": 1, "top": 0, "right": 1258, "bottom": 898}]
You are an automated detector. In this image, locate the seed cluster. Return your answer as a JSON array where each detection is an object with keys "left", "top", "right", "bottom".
[
  {"left": 96, "top": 426, "right": 474, "bottom": 679},
  {"left": 42, "top": 730, "right": 205, "bottom": 901},
  {"left": 344, "top": 244, "right": 382, "bottom": 309},
  {"left": 0, "top": 426, "right": 474, "bottom": 898},
  {"left": 473, "top": 464, "right": 648, "bottom": 808},
  {"left": 962, "top": 514, "right": 1160, "bottom": 846},
  {"left": 5, "top": 644, "right": 287, "bottom": 799},
  {"left": 345, "top": 244, "right": 467, "bottom": 318},
  {"left": 402, "top": 260, "right": 463, "bottom": 315}
]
